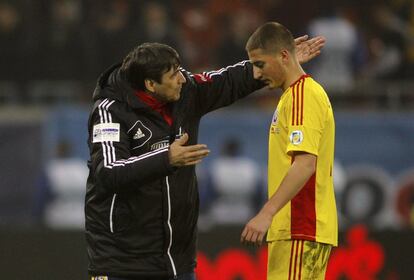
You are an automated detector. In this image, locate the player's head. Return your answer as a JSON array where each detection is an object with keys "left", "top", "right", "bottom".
[
  {"left": 120, "top": 42, "right": 186, "bottom": 102},
  {"left": 245, "top": 22, "right": 295, "bottom": 89}
]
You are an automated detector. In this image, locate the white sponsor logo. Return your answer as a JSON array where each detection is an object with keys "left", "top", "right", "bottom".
[
  {"left": 175, "top": 126, "right": 184, "bottom": 140},
  {"left": 133, "top": 128, "right": 145, "bottom": 139},
  {"left": 129, "top": 120, "right": 152, "bottom": 149},
  {"left": 289, "top": 130, "right": 303, "bottom": 145},
  {"left": 151, "top": 140, "right": 170, "bottom": 151},
  {"left": 92, "top": 123, "right": 120, "bottom": 143},
  {"left": 93, "top": 276, "right": 108, "bottom": 280}
]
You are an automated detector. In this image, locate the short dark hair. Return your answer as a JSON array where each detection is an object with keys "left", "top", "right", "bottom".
[
  {"left": 245, "top": 22, "right": 295, "bottom": 54},
  {"left": 120, "top": 42, "right": 180, "bottom": 90}
]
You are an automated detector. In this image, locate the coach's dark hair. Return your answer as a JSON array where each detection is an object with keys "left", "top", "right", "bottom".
[
  {"left": 120, "top": 42, "right": 180, "bottom": 90},
  {"left": 246, "top": 22, "right": 295, "bottom": 54}
]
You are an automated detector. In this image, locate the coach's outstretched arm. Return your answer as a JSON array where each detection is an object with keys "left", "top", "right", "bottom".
[{"left": 182, "top": 35, "right": 325, "bottom": 117}]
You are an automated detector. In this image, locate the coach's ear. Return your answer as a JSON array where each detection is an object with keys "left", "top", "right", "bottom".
[{"left": 144, "top": 79, "right": 156, "bottom": 93}]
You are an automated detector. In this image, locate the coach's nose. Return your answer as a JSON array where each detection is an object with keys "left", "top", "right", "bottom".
[{"left": 178, "top": 71, "right": 186, "bottom": 84}]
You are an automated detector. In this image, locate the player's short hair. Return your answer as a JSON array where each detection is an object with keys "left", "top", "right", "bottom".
[
  {"left": 120, "top": 42, "right": 180, "bottom": 90},
  {"left": 246, "top": 22, "right": 295, "bottom": 54}
]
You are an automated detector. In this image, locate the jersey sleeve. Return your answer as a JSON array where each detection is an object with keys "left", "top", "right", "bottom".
[
  {"left": 181, "top": 61, "right": 264, "bottom": 117},
  {"left": 88, "top": 99, "right": 175, "bottom": 193},
  {"left": 284, "top": 80, "right": 328, "bottom": 156}
]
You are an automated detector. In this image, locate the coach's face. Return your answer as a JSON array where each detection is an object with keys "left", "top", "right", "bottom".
[
  {"left": 152, "top": 66, "right": 186, "bottom": 102},
  {"left": 248, "top": 48, "right": 287, "bottom": 90}
]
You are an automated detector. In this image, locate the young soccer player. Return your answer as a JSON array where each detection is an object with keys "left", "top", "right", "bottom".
[{"left": 241, "top": 22, "right": 337, "bottom": 280}]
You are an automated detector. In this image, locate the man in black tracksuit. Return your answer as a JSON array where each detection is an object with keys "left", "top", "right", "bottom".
[{"left": 86, "top": 40, "right": 323, "bottom": 280}]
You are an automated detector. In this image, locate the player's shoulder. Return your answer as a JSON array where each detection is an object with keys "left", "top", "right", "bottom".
[
  {"left": 283, "top": 75, "right": 321, "bottom": 100},
  {"left": 303, "top": 77, "right": 329, "bottom": 101},
  {"left": 303, "top": 76, "right": 323, "bottom": 91}
]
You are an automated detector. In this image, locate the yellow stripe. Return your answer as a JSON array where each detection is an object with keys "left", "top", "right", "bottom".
[
  {"left": 296, "top": 81, "right": 300, "bottom": 126},
  {"left": 288, "top": 240, "right": 297, "bottom": 280}
]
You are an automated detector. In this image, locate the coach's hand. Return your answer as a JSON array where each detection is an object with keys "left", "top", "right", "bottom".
[
  {"left": 295, "top": 35, "right": 326, "bottom": 64},
  {"left": 169, "top": 133, "right": 210, "bottom": 167},
  {"left": 241, "top": 210, "right": 273, "bottom": 246}
]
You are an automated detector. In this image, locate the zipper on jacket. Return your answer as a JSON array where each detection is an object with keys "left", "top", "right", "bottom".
[
  {"left": 165, "top": 176, "right": 177, "bottom": 278},
  {"left": 109, "top": 193, "right": 117, "bottom": 233}
]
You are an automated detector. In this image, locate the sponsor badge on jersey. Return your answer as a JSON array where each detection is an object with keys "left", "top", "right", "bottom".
[
  {"left": 289, "top": 130, "right": 303, "bottom": 145},
  {"left": 92, "top": 123, "right": 120, "bottom": 143},
  {"left": 92, "top": 277, "right": 108, "bottom": 280}
]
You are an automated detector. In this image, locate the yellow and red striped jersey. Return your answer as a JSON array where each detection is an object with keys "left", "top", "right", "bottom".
[{"left": 267, "top": 74, "right": 337, "bottom": 246}]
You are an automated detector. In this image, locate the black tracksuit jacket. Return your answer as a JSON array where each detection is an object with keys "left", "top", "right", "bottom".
[{"left": 85, "top": 61, "right": 263, "bottom": 278}]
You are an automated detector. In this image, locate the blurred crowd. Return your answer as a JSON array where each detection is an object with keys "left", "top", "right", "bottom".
[{"left": 1, "top": 0, "right": 414, "bottom": 104}]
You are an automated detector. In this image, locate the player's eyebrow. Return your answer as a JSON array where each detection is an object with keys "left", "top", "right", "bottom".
[{"left": 252, "top": 61, "right": 265, "bottom": 68}]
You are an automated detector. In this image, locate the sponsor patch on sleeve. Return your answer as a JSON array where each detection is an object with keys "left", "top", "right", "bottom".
[
  {"left": 289, "top": 130, "right": 303, "bottom": 145},
  {"left": 92, "top": 123, "right": 120, "bottom": 143}
]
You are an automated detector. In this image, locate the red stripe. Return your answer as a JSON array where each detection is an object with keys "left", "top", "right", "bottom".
[
  {"left": 291, "top": 170, "right": 317, "bottom": 241},
  {"left": 293, "top": 239, "right": 299, "bottom": 280},
  {"left": 300, "top": 78, "right": 305, "bottom": 125},
  {"left": 289, "top": 74, "right": 311, "bottom": 87},
  {"left": 298, "top": 240, "right": 304, "bottom": 280},
  {"left": 291, "top": 86, "right": 296, "bottom": 126},
  {"left": 295, "top": 82, "right": 300, "bottom": 125},
  {"left": 288, "top": 240, "right": 295, "bottom": 280}
]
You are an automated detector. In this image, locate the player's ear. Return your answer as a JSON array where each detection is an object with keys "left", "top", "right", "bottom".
[
  {"left": 280, "top": 49, "right": 290, "bottom": 62},
  {"left": 144, "top": 79, "right": 156, "bottom": 93}
]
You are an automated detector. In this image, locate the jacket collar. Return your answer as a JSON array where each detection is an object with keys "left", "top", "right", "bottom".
[
  {"left": 134, "top": 90, "right": 167, "bottom": 111},
  {"left": 92, "top": 63, "right": 148, "bottom": 110}
]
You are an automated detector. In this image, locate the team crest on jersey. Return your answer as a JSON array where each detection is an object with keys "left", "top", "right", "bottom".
[
  {"left": 128, "top": 120, "right": 152, "bottom": 149},
  {"left": 272, "top": 109, "right": 279, "bottom": 125},
  {"left": 290, "top": 130, "right": 303, "bottom": 145},
  {"left": 270, "top": 109, "right": 280, "bottom": 134}
]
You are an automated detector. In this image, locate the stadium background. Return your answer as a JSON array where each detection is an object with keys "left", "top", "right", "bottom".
[{"left": 0, "top": 0, "right": 413, "bottom": 279}]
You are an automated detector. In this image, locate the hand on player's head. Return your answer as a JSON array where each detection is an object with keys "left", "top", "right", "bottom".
[{"left": 295, "top": 35, "right": 326, "bottom": 64}]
